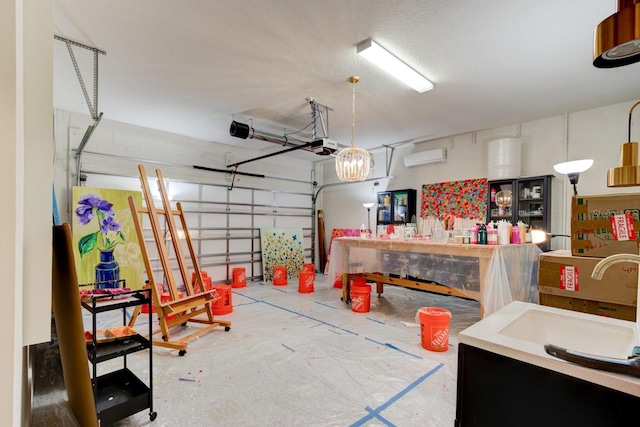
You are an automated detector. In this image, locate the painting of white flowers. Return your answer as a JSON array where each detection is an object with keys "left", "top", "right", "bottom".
[{"left": 72, "top": 187, "right": 144, "bottom": 290}]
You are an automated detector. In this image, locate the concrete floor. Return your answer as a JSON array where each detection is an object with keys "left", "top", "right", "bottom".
[{"left": 31, "top": 275, "right": 481, "bottom": 426}]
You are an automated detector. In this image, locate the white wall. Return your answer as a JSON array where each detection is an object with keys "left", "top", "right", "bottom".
[
  {"left": 54, "top": 110, "right": 316, "bottom": 224},
  {"left": 2, "top": 0, "right": 53, "bottom": 424},
  {"left": 55, "top": 99, "right": 640, "bottom": 275},
  {"left": 321, "top": 100, "right": 640, "bottom": 252}
]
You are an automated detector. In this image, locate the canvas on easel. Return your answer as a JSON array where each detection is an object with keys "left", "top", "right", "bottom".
[{"left": 71, "top": 187, "right": 144, "bottom": 289}]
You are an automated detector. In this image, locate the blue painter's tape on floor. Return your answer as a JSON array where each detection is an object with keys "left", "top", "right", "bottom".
[
  {"left": 364, "top": 337, "right": 423, "bottom": 359},
  {"left": 234, "top": 300, "right": 260, "bottom": 307},
  {"left": 366, "top": 317, "right": 385, "bottom": 324},
  {"left": 281, "top": 344, "right": 295, "bottom": 352},
  {"left": 272, "top": 287, "right": 287, "bottom": 293},
  {"left": 364, "top": 406, "right": 396, "bottom": 427},
  {"left": 350, "top": 363, "right": 445, "bottom": 427},
  {"left": 260, "top": 300, "right": 359, "bottom": 336},
  {"left": 314, "top": 301, "right": 338, "bottom": 309}
]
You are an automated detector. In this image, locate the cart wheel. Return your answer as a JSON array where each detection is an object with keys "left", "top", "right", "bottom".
[
  {"left": 225, "top": 326, "right": 230, "bottom": 331},
  {"left": 178, "top": 349, "right": 187, "bottom": 356},
  {"left": 150, "top": 411, "right": 157, "bottom": 421},
  {"left": 378, "top": 293, "right": 382, "bottom": 298},
  {"left": 161, "top": 335, "right": 167, "bottom": 340},
  {"left": 181, "top": 322, "right": 187, "bottom": 327}
]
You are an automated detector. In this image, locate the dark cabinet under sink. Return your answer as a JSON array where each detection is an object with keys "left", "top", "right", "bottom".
[{"left": 455, "top": 343, "right": 640, "bottom": 426}]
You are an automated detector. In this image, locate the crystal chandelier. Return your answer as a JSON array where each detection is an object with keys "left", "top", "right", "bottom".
[{"left": 335, "top": 76, "right": 371, "bottom": 182}]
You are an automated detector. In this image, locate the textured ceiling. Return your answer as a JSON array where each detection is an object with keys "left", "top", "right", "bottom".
[{"left": 53, "top": 0, "right": 640, "bottom": 159}]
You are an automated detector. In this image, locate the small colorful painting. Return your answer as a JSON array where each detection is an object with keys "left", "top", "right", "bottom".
[
  {"left": 260, "top": 228, "right": 305, "bottom": 281},
  {"left": 421, "top": 178, "right": 488, "bottom": 221},
  {"left": 72, "top": 187, "right": 144, "bottom": 289}
]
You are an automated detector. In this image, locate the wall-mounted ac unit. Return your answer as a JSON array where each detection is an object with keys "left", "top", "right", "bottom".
[{"left": 403, "top": 147, "right": 446, "bottom": 167}]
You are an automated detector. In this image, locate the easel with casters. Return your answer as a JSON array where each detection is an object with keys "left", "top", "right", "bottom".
[{"left": 128, "top": 164, "right": 230, "bottom": 356}]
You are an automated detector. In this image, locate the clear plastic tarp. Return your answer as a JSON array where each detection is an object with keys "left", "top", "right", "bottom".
[
  {"left": 33, "top": 275, "right": 482, "bottom": 426},
  {"left": 327, "top": 238, "right": 541, "bottom": 317}
]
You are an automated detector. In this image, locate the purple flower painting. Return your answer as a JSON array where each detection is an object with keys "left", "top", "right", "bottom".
[{"left": 75, "top": 193, "right": 125, "bottom": 257}]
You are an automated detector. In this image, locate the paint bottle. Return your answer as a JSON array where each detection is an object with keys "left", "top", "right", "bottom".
[
  {"left": 478, "top": 224, "right": 487, "bottom": 245},
  {"left": 470, "top": 224, "right": 479, "bottom": 244},
  {"left": 511, "top": 225, "right": 520, "bottom": 244},
  {"left": 517, "top": 221, "right": 526, "bottom": 244}
]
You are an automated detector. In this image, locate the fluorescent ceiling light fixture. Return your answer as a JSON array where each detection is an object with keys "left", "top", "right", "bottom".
[{"left": 357, "top": 38, "right": 434, "bottom": 93}]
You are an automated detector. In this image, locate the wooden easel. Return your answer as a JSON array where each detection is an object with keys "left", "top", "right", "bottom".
[{"left": 128, "top": 164, "right": 230, "bottom": 355}]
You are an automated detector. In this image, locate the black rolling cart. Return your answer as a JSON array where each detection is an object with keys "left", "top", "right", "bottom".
[{"left": 82, "top": 288, "right": 157, "bottom": 425}]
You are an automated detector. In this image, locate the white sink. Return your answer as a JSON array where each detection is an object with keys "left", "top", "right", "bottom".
[
  {"left": 458, "top": 301, "right": 640, "bottom": 396},
  {"left": 498, "top": 307, "right": 637, "bottom": 358}
]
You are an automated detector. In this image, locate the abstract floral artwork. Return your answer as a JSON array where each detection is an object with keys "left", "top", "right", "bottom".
[
  {"left": 72, "top": 187, "right": 144, "bottom": 289},
  {"left": 260, "top": 228, "right": 305, "bottom": 281},
  {"left": 421, "top": 178, "right": 488, "bottom": 221}
]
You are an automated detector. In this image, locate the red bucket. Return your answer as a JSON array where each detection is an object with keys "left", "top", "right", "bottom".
[
  {"left": 211, "top": 285, "right": 233, "bottom": 315},
  {"left": 418, "top": 307, "right": 452, "bottom": 352},
  {"left": 232, "top": 267, "right": 246, "bottom": 288},
  {"left": 303, "top": 263, "right": 315, "bottom": 274},
  {"left": 141, "top": 283, "right": 163, "bottom": 314},
  {"left": 161, "top": 291, "right": 184, "bottom": 320},
  {"left": 350, "top": 283, "right": 371, "bottom": 313},
  {"left": 298, "top": 271, "right": 314, "bottom": 293},
  {"left": 273, "top": 266, "right": 287, "bottom": 286}
]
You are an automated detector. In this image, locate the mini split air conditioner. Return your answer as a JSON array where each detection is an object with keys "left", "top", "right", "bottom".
[{"left": 403, "top": 147, "right": 446, "bottom": 167}]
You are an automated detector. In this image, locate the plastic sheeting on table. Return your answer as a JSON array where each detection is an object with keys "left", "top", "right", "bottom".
[{"left": 327, "top": 238, "right": 541, "bottom": 317}]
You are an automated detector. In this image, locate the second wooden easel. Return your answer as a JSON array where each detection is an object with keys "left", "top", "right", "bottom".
[{"left": 128, "top": 164, "right": 230, "bottom": 355}]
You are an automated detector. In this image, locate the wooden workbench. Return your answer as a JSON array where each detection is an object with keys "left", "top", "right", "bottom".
[{"left": 326, "top": 238, "right": 542, "bottom": 317}]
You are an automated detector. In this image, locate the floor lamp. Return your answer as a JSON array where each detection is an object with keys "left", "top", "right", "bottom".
[{"left": 363, "top": 202, "right": 374, "bottom": 231}]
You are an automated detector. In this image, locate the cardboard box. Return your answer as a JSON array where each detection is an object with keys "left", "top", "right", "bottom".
[
  {"left": 571, "top": 193, "right": 640, "bottom": 258},
  {"left": 539, "top": 293, "right": 636, "bottom": 321},
  {"left": 538, "top": 250, "right": 637, "bottom": 308}
]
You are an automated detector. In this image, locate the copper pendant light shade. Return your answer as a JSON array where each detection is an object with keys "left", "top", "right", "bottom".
[
  {"left": 594, "top": 0, "right": 640, "bottom": 68},
  {"left": 607, "top": 101, "right": 640, "bottom": 187}
]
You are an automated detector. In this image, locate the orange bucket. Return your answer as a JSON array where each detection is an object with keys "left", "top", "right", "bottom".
[
  {"left": 350, "top": 282, "right": 371, "bottom": 313},
  {"left": 418, "top": 307, "right": 452, "bottom": 352},
  {"left": 352, "top": 277, "right": 366, "bottom": 287},
  {"left": 191, "top": 271, "right": 210, "bottom": 293},
  {"left": 298, "top": 270, "right": 314, "bottom": 293},
  {"left": 141, "top": 283, "right": 163, "bottom": 314},
  {"left": 161, "top": 291, "right": 184, "bottom": 320},
  {"left": 303, "top": 263, "right": 315, "bottom": 274},
  {"left": 273, "top": 266, "right": 287, "bottom": 286},
  {"left": 203, "top": 275, "right": 212, "bottom": 290},
  {"left": 231, "top": 267, "right": 246, "bottom": 288},
  {"left": 211, "top": 284, "right": 233, "bottom": 315}
]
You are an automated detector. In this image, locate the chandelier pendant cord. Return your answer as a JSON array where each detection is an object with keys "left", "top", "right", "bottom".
[{"left": 349, "top": 75, "right": 360, "bottom": 147}]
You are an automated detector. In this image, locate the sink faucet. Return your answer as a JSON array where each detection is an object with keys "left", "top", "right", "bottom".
[{"left": 592, "top": 253, "right": 640, "bottom": 335}]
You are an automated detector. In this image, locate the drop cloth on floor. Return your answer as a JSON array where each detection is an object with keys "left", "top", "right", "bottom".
[{"left": 41, "top": 274, "right": 482, "bottom": 427}]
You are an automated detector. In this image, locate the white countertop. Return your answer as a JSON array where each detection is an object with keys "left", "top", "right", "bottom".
[{"left": 458, "top": 301, "right": 640, "bottom": 397}]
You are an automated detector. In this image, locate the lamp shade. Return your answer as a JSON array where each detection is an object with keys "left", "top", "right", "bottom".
[
  {"left": 553, "top": 159, "right": 594, "bottom": 174},
  {"left": 594, "top": 1, "right": 640, "bottom": 68}
]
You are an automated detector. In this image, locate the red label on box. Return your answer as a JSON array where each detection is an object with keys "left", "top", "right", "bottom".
[
  {"left": 610, "top": 213, "right": 636, "bottom": 241},
  {"left": 560, "top": 266, "right": 579, "bottom": 291}
]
